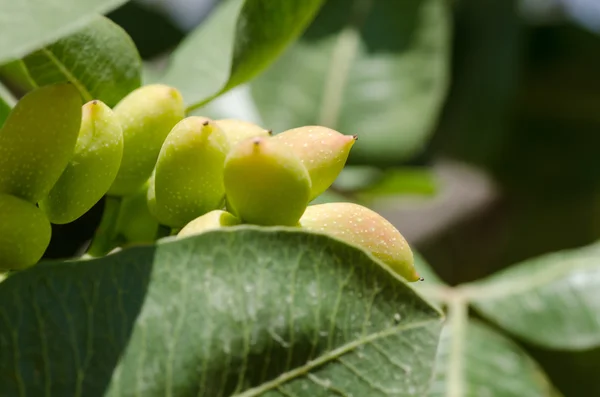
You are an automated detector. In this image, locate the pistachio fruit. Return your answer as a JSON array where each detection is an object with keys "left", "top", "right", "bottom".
[
  {"left": 224, "top": 137, "right": 311, "bottom": 226},
  {"left": 115, "top": 181, "right": 160, "bottom": 244},
  {"left": 177, "top": 210, "right": 241, "bottom": 238},
  {"left": 39, "top": 100, "right": 123, "bottom": 224},
  {"left": 153, "top": 117, "right": 230, "bottom": 228},
  {"left": 272, "top": 126, "right": 356, "bottom": 200},
  {"left": 0, "top": 193, "right": 51, "bottom": 270},
  {"left": 0, "top": 84, "right": 82, "bottom": 202},
  {"left": 108, "top": 84, "right": 185, "bottom": 196},
  {"left": 299, "top": 202, "right": 421, "bottom": 282}
]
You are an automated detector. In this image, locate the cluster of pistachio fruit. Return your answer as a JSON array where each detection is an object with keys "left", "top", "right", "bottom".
[{"left": 0, "top": 83, "right": 421, "bottom": 282}]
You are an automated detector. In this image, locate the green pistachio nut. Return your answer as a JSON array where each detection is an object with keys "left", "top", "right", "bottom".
[
  {"left": 146, "top": 170, "right": 159, "bottom": 220},
  {"left": 153, "top": 116, "right": 230, "bottom": 228},
  {"left": 0, "top": 84, "right": 82, "bottom": 202},
  {"left": 177, "top": 210, "right": 241, "bottom": 238},
  {"left": 214, "top": 119, "right": 272, "bottom": 147},
  {"left": 272, "top": 126, "right": 357, "bottom": 200},
  {"left": 39, "top": 100, "right": 123, "bottom": 224},
  {"left": 299, "top": 202, "right": 421, "bottom": 282},
  {"left": 108, "top": 84, "right": 185, "bottom": 196},
  {"left": 0, "top": 193, "right": 51, "bottom": 270},
  {"left": 116, "top": 181, "right": 160, "bottom": 244},
  {"left": 224, "top": 136, "right": 311, "bottom": 226}
]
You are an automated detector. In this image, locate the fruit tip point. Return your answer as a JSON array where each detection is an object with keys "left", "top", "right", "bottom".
[
  {"left": 352, "top": 134, "right": 358, "bottom": 141},
  {"left": 202, "top": 120, "right": 210, "bottom": 126},
  {"left": 418, "top": 277, "right": 424, "bottom": 282},
  {"left": 267, "top": 129, "right": 273, "bottom": 136}
]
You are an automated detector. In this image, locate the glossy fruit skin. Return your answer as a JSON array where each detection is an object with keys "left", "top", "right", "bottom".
[
  {"left": 153, "top": 117, "right": 230, "bottom": 228},
  {"left": 214, "top": 119, "right": 271, "bottom": 147},
  {"left": 108, "top": 84, "right": 185, "bottom": 196},
  {"left": 0, "top": 83, "right": 82, "bottom": 202},
  {"left": 39, "top": 100, "right": 123, "bottom": 224},
  {"left": 272, "top": 126, "right": 356, "bottom": 200},
  {"left": 299, "top": 202, "right": 421, "bottom": 282},
  {"left": 177, "top": 210, "right": 241, "bottom": 238},
  {"left": 0, "top": 193, "right": 51, "bottom": 270},
  {"left": 224, "top": 137, "right": 311, "bottom": 226}
]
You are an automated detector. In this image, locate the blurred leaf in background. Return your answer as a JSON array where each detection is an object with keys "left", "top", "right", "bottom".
[
  {"left": 162, "top": 0, "right": 326, "bottom": 110},
  {"left": 429, "top": 319, "right": 559, "bottom": 396},
  {"left": 0, "top": 82, "right": 13, "bottom": 127},
  {"left": 251, "top": 0, "right": 450, "bottom": 166}
]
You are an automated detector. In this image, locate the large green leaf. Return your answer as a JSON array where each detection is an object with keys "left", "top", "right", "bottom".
[
  {"left": 3, "top": 16, "right": 142, "bottom": 107},
  {"left": 162, "top": 0, "right": 325, "bottom": 111},
  {"left": 0, "top": 227, "right": 442, "bottom": 396},
  {"left": 0, "top": 0, "right": 129, "bottom": 64},
  {"left": 251, "top": 0, "right": 450, "bottom": 166},
  {"left": 429, "top": 316, "right": 557, "bottom": 396},
  {"left": 466, "top": 241, "right": 600, "bottom": 350}
]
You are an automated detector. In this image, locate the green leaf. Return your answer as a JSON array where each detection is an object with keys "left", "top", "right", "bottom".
[
  {"left": 0, "top": 227, "right": 442, "bottom": 396},
  {"left": 359, "top": 168, "right": 438, "bottom": 197},
  {"left": 162, "top": 0, "right": 325, "bottom": 111},
  {"left": 429, "top": 314, "right": 558, "bottom": 396},
  {"left": 309, "top": 189, "right": 356, "bottom": 205},
  {"left": 332, "top": 166, "right": 383, "bottom": 193},
  {"left": 251, "top": 0, "right": 450, "bottom": 166},
  {"left": 0, "top": 59, "right": 37, "bottom": 93},
  {"left": 465, "top": 241, "right": 600, "bottom": 350},
  {"left": 0, "top": 0, "right": 129, "bottom": 64},
  {"left": 11, "top": 16, "right": 142, "bottom": 107}
]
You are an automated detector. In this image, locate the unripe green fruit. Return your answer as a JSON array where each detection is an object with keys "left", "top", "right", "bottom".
[
  {"left": 178, "top": 210, "right": 241, "bottom": 238},
  {"left": 39, "top": 100, "right": 123, "bottom": 224},
  {"left": 224, "top": 137, "right": 311, "bottom": 226},
  {"left": 146, "top": 170, "right": 159, "bottom": 220},
  {"left": 0, "top": 193, "right": 51, "bottom": 270},
  {"left": 116, "top": 181, "right": 159, "bottom": 244},
  {"left": 299, "top": 202, "right": 421, "bottom": 282},
  {"left": 0, "top": 84, "right": 82, "bottom": 202},
  {"left": 272, "top": 126, "right": 357, "bottom": 200},
  {"left": 153, "top": 117, "right": 230, "bottom": 228},
  {"left": 214, "top": 119, "right": 272, "bottom": 146},
  {"left": 108, "top": 84, "right": 185, "bottom": 196}
]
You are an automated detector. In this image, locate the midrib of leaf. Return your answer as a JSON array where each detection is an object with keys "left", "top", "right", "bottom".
[
  {"left": 462, "top": 250, "right": 600, "bottom": 301},
  {"left": 0, "top": 82, "right": 16, "bottom": 106},
  {"left": 40, "top": 47, "right": 93, "bottom": 102},
  {"left": 232, "top": 318, "right": 440, "bottom": 397},
  {"left": 317, "top": 0, "right": 373, "bottom": 128},
  {"left": 446, "top": 297, "right": 467, "bottom": 397}
]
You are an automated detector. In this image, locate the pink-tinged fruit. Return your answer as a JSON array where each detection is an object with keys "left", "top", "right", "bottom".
[
  {"left": 272, "top": 126, "right": 356, "bottom": 200},
  {"left": 178, "top": 210, "right": 241, "bottom": 238},
  {"left": 224, "top": 137, "right": 311, "bottom": 226},
  {"left": 299, "top": 202, "right": 421, "bottom": 282}
]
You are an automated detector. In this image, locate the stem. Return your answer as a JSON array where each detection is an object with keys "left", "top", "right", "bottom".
[{"left": 86, "top": 196, "right": 123, "bottom": 257}]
